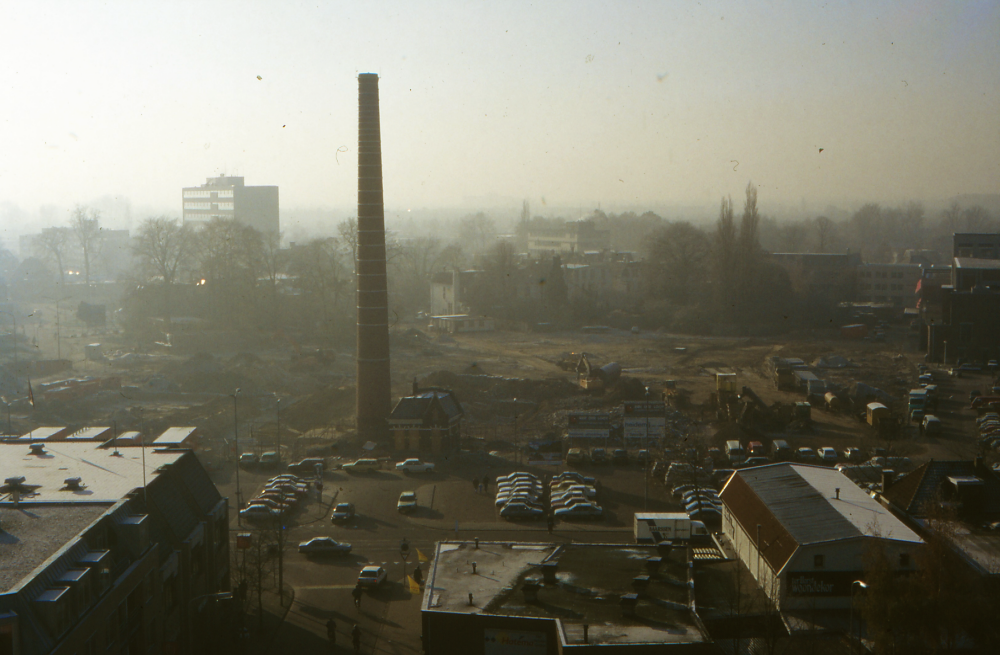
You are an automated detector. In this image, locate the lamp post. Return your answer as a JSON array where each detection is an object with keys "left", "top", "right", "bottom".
[
  {"left": 234, "top": 388, "right": 242, "bottom": 527},
  {"left": 644, "top": 387, "right": 650, "bottom": 510},
  {"left": 275, "top": 395, "right": 281, "bottom": 467},
  {"left": 850, "top": 580, "right": 868, "bottom": 654},
  {"left": 0, "top": 310, "right": 17, "bottom": 371},
  {"left": 513, "top": 398, "right": 519, "bottom": 466}
]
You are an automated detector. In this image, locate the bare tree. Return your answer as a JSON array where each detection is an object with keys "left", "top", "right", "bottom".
[
  {"left": 70, "top": 206, "right": 102, "bottom": 284},
  {"left": 337, "top": 218, "right": 358, "bottom": 272},
  {"left": 260, "top": 230, "right": 286, "bottom": 327},
  {"left": 713, "top": 195, "right": 737, "bottom": 319},
  {"left": 132, "top": 217, "right": 193, "bottom": 323},
  {"left": 645, "top": 221, "right": 711, "bottom": 304},
  {"left": 814, "top": 216, "right": 834, "bottom": 253},
  {"left": 34, "top": 227, "right": 71, "bottom": 287}
]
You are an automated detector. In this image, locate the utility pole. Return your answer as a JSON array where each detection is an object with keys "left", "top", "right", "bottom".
[
  {"left": 644, "top": 387, "right": 650, "bottom": 510},
  {"left": 275, "top": 396, "right": 281, "bottom": 467},
  {"left": 234, "top": 388, "right": 242, "bottom": 527}
]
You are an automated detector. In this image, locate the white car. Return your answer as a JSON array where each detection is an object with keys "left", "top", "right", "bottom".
[
  {"left": 395, "top": 459, "right": 435, "bottom": 473},
  {"left": 239, "top": 505, "right": 281, "bottom": 520},
  {"left": 357, "top": 565, "right": 387, "bottom": 587},
  {"left": 496, "top": 492, "right": 539, "bottom": 507},
  {"left": 816, "top": 447, "right": 839, "bottom": 463},
  {"left": 551, "top": 484, "right": 596, "bottom": 499},
  {"left": 298, "top": 537, "right": 352, "bottom": 555}
]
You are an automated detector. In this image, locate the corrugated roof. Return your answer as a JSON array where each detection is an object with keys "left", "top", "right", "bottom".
[
  {"left": 388, "top": 391, "right": 462, "bottom": 422},
  {"left": 720, "top": 473, "right": 799, "bottom": 572},
  {"left": 64, "top": 427, "right": 111, "bottom": 441},
  {"left": 722, "top": 464, "right": 921, "bottom": 570}
]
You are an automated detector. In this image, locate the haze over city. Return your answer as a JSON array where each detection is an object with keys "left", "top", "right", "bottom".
[{"left": 1, "top": 0, "right": 998, "bottom": 241}]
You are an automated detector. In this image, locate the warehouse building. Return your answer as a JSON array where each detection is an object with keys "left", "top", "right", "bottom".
[{"left": 719, "top": 463, "right": 922, "bottom": 610}]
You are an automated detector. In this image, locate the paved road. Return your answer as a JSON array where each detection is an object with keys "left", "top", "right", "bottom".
[{"left": 212, "top": 456, "right": 662, "bottom": 653}]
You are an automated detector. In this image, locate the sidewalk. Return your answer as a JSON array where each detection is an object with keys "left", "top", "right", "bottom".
[{"left": 243, "top": 584, "right": 295, "bottom": 655}]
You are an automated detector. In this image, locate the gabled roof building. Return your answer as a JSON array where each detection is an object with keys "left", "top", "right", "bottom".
[
  {"left": 719, "top": 463, "right": 922, "bottom": 610},
  {"left": 388, "top": 383, "right": 463, "bottom": 453}
]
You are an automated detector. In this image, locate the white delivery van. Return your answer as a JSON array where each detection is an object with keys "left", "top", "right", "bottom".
[{"left": 634, "top": 512, "right": 710, "bottom": 543}]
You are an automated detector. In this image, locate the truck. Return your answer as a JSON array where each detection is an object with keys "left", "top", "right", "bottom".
[
  {"left": 395, "top": 458, "right": 435, "bottom": 473},
  {"left": 634, "top": 512, "right": 710, "bottom": 544}
]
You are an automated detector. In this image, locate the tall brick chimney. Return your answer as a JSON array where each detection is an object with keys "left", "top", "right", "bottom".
[{"left": 355, "top": 73, "right": 391, "bottom": 441}]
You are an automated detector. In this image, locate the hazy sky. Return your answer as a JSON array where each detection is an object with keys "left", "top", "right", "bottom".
[{"left": 1, "top": 0, "right": 998, "bottom": 233}]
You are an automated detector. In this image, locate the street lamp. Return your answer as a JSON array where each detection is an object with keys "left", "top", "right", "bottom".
[
  {"left": 644, "top": 387, "right": 650, "bottom": 511},
  {"left": 234, "top": 388, "right": 242, "bottom": 527},
  {"left": 0, "top": 310, "right": 18, "bottom": 372},
  {"left": 275, "top": 395, "right": 281, "bottom": 467},
  {"left": 850, "top": 580, "right": 868, "bottom": 654}
]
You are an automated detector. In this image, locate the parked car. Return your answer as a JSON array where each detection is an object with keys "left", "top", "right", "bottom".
[
  {"left": 796, "top": 447, "right": 818, "bottom": 462},
  {"left": 343, "top": 458, "right": 379, "bottom": 473},
  {"left": 497, "top": 472, "right": 538, "bottom": 484},
  {"left": 688, "top": 505, "right": 722, "bottom": 521},
  {"left": 636, "top": 450, "right": 650, "bottom": 465},
  {"left": 550, "top": 495, "right": 591, "bottom": 510},
  {"left": 357, "top": 565, "right": 387, "bottom": 587},
  {"left": 250, "top": 498, "right": 292, "bottom": 514},
  {"left": 612, "top": 449, "right": 628, "bottom": 464},
  {"left": 269, "top": 474, "right": 306, "bottom": 484},
  {"left": 922, "top": 415, "right": 942, "bottom": 435},
  {"left": 259, "top": 451, "right": 280, "bottom": 467},
  {"left": 239, "top": 505, "right": 280, "bottom": 521},
  {"left": 843, "top": 447, "right": 865, "bottom": 462},
  {"left": 239, "top": 452, "right": 259, "bottom": 466},
  {"left": 395, "top": 458, "right": 435, "bottom": 473},
  {"left": 566, "top": 448, "right": 585, "bottom": 464},
  {"left": 748, "top": 441, "right": 765, "bottom": 457},
  {"left": 553, "top": 503, "right": 603, "bottom": 520},
  {"left": 397, "top": 491, "right": 417, "bottom": 513},
  {"left": 500, "top": 502, "right": 546, "bottom": 519},
  {"left": 550, "top": 484, "right": 596, "bottom": 499},
  {"left": 590, "top": 448, "right": 608, "bottom": 465},
  {"left": 816, "top": 447, "right": 839, "bottom": 463},
  {"left": 496, "top": 492, "right": 540, "bottom": 507},
  {"left": 298, "top": 537, "right": 352, "bottom": 555},
  {"left": 288, "top": 458, "right": 326, "bottom": 475},
  {"left": 331, "top": 502, "right": 356, "bottom": 522}
]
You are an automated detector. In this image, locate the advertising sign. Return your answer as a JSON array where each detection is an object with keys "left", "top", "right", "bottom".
[
  {"left": 786, "top": 571, "right": 864, "bottom": 597},
  {"left": 567, "top": 412, "right": 610, "bottom": 439}
]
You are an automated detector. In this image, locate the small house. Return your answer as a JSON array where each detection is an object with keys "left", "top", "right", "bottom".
[{"left": 388, "top": 382, "right": 463, "bottom": 453}]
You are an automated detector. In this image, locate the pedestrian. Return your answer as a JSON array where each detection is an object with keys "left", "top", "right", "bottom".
[
  {"left": 352, "top": 624, "right": 362, "bottom": 653},
  {"left": 413, "top": 563, "right": 423, "bottom": 586},
  {"left": 547, "top": 514, "right": 555, "bottom": 535},
  {"left": 472, "top": 476, "right": 479, "bottom": 492},
  {"left": 326, "top": 618, "right": 336, "bottom": 645},
  {"left": 478, "top": 480, "right": 484, "bottom": 494},
  {"left": 482, "top": 476, "right": 489, "bottom": 494},
  {"left": 352, "top": 584, "right": 363, "bottom": 610}
]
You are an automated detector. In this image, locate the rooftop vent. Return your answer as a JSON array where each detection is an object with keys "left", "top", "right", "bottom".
[
  {"left": 4, "top": 476, "right": 26, "bottom": 487},
  {"left": 64, "top": 477, "right": 84, "bottom": 490},
  {"left": 540, "top": 561, "right": 558, "bottom": 584},
  {"left": 29, "top": 443, "right": 46, "bottom": 456}
]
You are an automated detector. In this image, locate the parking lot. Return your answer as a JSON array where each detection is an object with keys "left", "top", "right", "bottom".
[{"left": 211, "top": 451, "right": 681, "bottom": 653}]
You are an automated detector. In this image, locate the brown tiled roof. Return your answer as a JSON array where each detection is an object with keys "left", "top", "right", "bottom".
[
  {"left": 881, "top": 461, "right": 932, "bottom": 515},
  {"left": 720, "top": 472, "right": 799, "bottom": 572}
]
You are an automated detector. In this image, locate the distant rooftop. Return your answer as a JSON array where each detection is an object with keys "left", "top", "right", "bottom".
[
  {"left": 0, "top": 441, "right": 187, "bottom": 504},
  {"left": 954, "top": 257, "right": 1000, "bottom": 269},
  {"left": 424, "top": 541, "right": 707, "bottom": 646},
  {"left": 152, "top": 426, "right": 198, "bottom": 447},
  {"left": 0, "top": 504, "right": 112, "bottom": 593}
]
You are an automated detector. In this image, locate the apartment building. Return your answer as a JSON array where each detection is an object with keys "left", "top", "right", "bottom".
[{"left": 182, "top": 176, "right": 278, "bottom": 234}]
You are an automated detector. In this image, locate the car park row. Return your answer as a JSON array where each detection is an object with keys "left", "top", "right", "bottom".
[{"left": 494, "top": 471, "right": 604, "bottom": 520}]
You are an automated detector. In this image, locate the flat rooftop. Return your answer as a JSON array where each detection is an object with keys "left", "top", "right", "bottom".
[
  {"left": 0, "top": 441, "right": 187, "bottom": 503},
  {"left": 424, "top": 541, "right": 707, "bottom": 646},
  {"left": 0, "top": 504, "right": 111, "bottom": 593}
]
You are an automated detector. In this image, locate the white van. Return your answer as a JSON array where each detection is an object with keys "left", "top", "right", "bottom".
[{"left": 725, "top": 440, "right": 745, "bottom": 463}]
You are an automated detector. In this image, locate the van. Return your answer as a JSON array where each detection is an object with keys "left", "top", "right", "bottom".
[
  {"left": 748, "top": 441, "right": 764, "bottom": 457},
  {"left": 770, "top": 440, "right": 791, "bottom": 461},
  {"left": 725, "top": 440, "right": 745, "bottom": 463},
  {"left": 922, "top": 415, "right": 942, "bottom": 436}
]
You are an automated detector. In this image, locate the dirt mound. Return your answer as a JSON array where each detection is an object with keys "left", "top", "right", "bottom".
[{"left": 281, "top": 385, "right": 355, "bottom": 432}]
